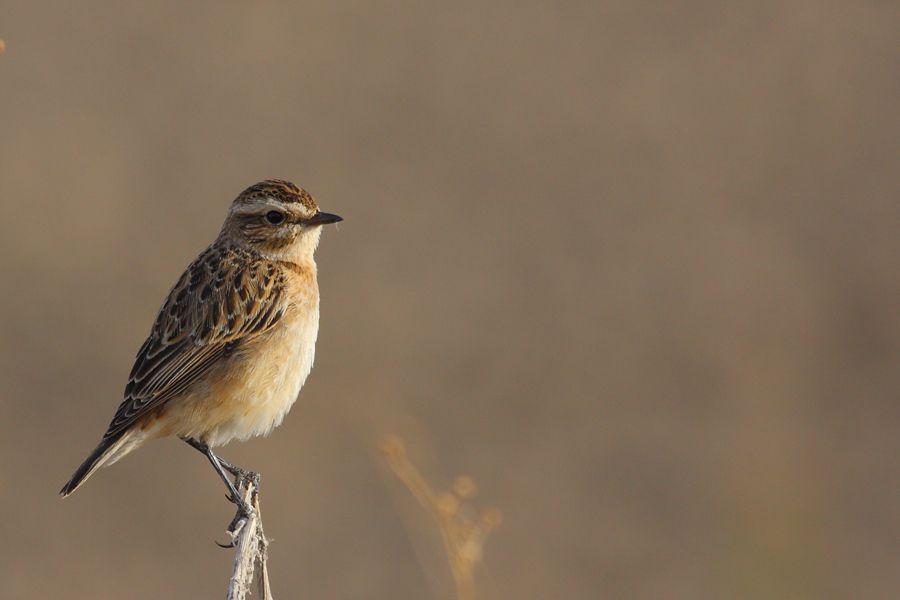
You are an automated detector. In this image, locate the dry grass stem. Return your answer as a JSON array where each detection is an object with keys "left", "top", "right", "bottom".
[
  {"left": 225, "top": 473, "right": 274, "bottom": 600},
  {"left": 381, "top": 435, "right": 501, "bottom": 600}
]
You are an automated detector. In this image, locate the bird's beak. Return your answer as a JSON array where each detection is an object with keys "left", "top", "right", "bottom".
[{"left": 306, "top": 211, "right": 343, "bottom": 226}]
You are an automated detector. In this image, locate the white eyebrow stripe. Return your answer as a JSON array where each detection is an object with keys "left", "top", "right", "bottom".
[{"left": 231, "top": 198, "right": 289, "bottom": 215}]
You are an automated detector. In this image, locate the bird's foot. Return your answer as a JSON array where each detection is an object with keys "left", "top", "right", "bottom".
[
  {"left": 216, "top": 470, "right": 260, "bottom": 548},
  {"left": 218, "top": 457, "right": 246, "bottom": 480}
]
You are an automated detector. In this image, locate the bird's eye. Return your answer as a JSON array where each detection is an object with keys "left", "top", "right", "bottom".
[{"left": 265, "top": 211, "right": 285, "bottom": 225}]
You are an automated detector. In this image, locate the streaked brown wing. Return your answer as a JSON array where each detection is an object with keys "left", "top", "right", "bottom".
[{"left": 102, "top": 245, "right": 288, "bottom": 440}]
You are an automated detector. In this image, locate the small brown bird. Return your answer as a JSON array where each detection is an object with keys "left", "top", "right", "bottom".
[{"left": 60, "top": 180, "right": 342, "bottom": 514}]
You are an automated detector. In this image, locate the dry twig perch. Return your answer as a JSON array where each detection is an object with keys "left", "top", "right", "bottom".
[{"left": 223, "top": 471, "right": 274, "bottom": 600}]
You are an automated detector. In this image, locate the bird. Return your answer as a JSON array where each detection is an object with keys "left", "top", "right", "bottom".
[{"left": 60, "top": 179, "right": 342, "bottom": 515}]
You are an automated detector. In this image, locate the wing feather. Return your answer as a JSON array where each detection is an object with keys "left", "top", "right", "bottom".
[{"left": 102, "top": 245, "right": 288, "bottom": 440}]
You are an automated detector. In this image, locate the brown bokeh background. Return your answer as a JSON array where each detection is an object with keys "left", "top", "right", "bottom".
[{"left": 1, "top": 2, "right": 897, "bottom": 599}]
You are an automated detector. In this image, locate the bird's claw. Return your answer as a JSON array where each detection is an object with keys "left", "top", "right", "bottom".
[{"left": 215, "top": 470, "right": 260, "bottom": 547}]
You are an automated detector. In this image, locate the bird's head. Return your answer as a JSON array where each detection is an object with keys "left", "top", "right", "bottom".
[{"left": 221, "top": 179, "right": 342, "bottom": 261}]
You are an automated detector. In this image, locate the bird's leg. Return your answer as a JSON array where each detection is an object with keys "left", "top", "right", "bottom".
[
  {"left": 182, "top": 437, "right": 253, "bottom": 516},
  {"left": 208, "top": 450, "right": 252, "bottom": 513},
  {"left": 183, "top": 437, "right": 247, "bottom": 480}
]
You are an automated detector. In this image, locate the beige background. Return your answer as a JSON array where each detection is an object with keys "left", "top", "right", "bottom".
[{"left": 1, "top": 2, "right": 897, "bottom": 599}]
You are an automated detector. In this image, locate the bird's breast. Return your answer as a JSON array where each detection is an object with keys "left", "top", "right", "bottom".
[{"left": 194, "top": 297, "right": 320, "bottom": 447}]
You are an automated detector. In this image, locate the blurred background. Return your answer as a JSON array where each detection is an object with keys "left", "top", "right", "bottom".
[{"left": 0, "top": 2, "right": 897, "bottom": 598}]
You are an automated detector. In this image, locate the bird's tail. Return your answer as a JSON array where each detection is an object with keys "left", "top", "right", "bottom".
[{"left": 60, "top": 429, "right": 138, "bottom": 497}]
